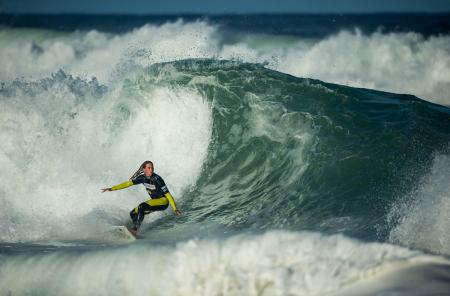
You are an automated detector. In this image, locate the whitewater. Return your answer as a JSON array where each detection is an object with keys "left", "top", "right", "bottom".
[{"left": 1, "top": 15, "right": 450, "bottom": 295}]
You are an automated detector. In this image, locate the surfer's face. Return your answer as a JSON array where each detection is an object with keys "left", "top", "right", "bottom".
[{"left": 144, "top": 163, "right": 153, "bottom": 176}]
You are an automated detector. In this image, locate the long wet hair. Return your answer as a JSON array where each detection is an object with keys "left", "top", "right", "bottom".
[{"left": 130, "top": 160, "right": 153, "bottom": 180}]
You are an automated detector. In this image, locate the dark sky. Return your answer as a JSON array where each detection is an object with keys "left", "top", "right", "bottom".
[{"left": 1, "top": 0, "right": 450, "bottom": 14}]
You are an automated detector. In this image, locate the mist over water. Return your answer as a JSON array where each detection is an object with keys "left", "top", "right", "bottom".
[
  {"left": 1, "top": 14, "right": 450, "bottom": 295},
  {"left": 388, "top": 152, "right": 450, "bottom": 254}
]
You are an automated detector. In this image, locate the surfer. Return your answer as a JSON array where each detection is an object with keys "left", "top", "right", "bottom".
[{"left": 101, "top": 161, "right": 182, "bottom": 234}]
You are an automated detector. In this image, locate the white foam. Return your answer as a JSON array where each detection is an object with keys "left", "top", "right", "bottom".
[
  {"left": 388, "top": 151, "right": 450, "bottom": 255},
  {"left": 0, "top": 20, "right": 218, "bottom": 83},
  {"left": 0, "top": 73, "right": 212, "bottom": 242},
  {"left": 221, "top": 30, "right": 450, "bottom": 105},
  {"left": 276, "top": 30, "right": 450, "bottom": 106},
  {"left": 2, "top": 22, "right": 450, "bottom": 105},
  {"left": 0, "top": 231, "right": 446, "bottom": 296}
]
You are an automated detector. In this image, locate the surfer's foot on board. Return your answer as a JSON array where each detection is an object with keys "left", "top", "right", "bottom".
[{"left": 128, "top": 226, "right": 138, "bottom": 236}]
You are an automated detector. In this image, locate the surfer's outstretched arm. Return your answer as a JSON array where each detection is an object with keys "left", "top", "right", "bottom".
[{"left": 101, "top": 180, "right": 134, "bottom": 193}]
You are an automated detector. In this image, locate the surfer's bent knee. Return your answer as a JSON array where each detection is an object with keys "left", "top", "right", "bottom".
[{"left": 130, "top": 198, "right": 169, "bottom": 217}]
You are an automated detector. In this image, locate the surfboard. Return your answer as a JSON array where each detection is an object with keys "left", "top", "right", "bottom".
[{"left": 110, "top": 226, "right": 137, "bottom": 241}]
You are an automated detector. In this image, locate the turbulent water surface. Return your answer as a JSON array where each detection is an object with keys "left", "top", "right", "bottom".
[{"left": 1, "top": 14, "right": 450, "bottom": 295}]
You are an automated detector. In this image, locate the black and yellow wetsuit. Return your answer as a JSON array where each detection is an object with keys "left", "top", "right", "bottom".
[{"left": 110, "top": 172, "right": 178, "bottom": 228}]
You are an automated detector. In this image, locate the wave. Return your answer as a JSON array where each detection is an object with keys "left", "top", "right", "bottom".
[
  {"left": 1, "top": 21, "right": 450, "bottom": 105},
  {"left": 2, "top": 17, "right": 450, "bottom": 295},
  {"left": 1, "top": 60, "right": 450, "bottom": 257},
  {"left": 149, "top": 61, "right": 450, "bottom": 250},
  {"left": 1, "top": 230, "right": 449, "bottom": 296}
]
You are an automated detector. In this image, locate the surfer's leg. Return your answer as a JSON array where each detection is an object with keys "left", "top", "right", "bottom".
[
  {"left": 130, "top": 208, "right": 138, "bottom": 225},
  {"left": 133, "top": 198, "right": 169, "bottom": 229},
  {"left": 135, "top": 202, "right": 151, "bottom": 227}
]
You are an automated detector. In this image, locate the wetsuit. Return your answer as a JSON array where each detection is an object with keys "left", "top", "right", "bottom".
[{"left": 110, "top": 172, "right": 178, "bottom": 228}]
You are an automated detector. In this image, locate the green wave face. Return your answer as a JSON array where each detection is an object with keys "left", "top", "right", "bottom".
[{"left": 130, "top": 60, "right": 450, "bottom": 240}]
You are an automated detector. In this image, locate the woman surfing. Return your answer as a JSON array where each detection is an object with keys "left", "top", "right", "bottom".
[{"left": 101, "top": 161, "right": 182, "bottom": 235}]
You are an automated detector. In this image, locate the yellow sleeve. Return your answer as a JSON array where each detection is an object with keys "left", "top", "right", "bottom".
[
  {"left": 111, "top": 180, "right": 134, "bottom": 191},
  {"left": 165, "top": 192, "right": 178, "bottom": 211}
]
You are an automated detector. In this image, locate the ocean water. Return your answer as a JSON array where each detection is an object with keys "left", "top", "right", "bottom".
[{"left": 0, "top": 14, "right": 450, "bottom": 295}]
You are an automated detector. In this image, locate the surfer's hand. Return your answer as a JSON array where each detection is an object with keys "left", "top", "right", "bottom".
[
  {"left": 175, "top": 209, "right": 182, "bottom": 216},
  {"left": 101, "top": 188, "right": 112, "bottom": 193}
]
